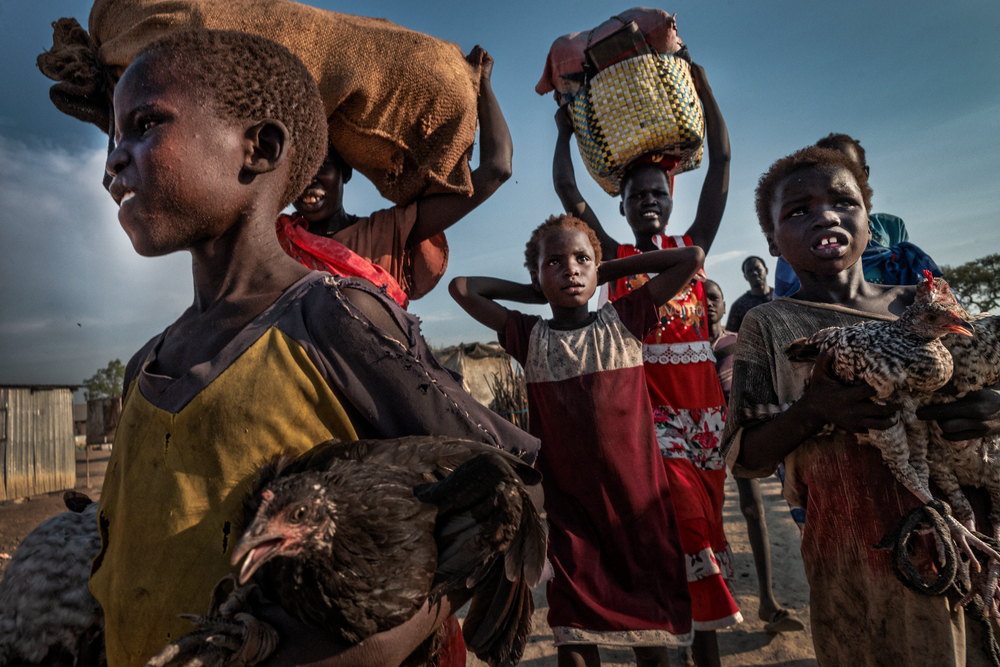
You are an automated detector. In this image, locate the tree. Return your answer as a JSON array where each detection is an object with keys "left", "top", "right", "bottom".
[
  {"left": 940, "top": 254, "right": 1000, "bottom": 316},
  {"left": 83, "top": 359, "right": 125, "bottom": 400}
]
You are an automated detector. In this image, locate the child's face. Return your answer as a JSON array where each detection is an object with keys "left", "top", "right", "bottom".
[
  {"left": 703, "top": 282, "right": 725, "bottom": 326},
  {"left": 293, "top": 146, "right": 346, "bottom": 223},
  {"left": 766, "top": 166, "right": 870, "bottom": 276},
  {"left": 106, "top": 55, "right": 251, "bottom": 257},
  {"left": 534, "top": 228, "right": 599, "bottom": 310},
  {"left": 620, "top": 165, "right": 673, "bottom": 238}
]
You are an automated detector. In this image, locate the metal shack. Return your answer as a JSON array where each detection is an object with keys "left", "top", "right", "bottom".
[{"left": 0, "top": 385, "right": 78, "bottom": 501}]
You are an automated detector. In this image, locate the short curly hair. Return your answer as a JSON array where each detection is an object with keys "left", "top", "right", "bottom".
[
  {"left": 138, "top": 30, "right": 327, "bottom": 209},
  {"left": 524, "top": 214, "right": 603, "bottom": 280},
  {"left": 754, "top": 146, "right": 873, "bottom": 234},
  {"left": 816, "top": 133, "right": 867, "bottom": 171}
]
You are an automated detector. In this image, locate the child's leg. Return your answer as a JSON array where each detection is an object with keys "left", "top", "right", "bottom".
[
  {"left": 557, "top": 644, "right": 600, "bottom": 667},
  {"left": 691, "top": 630, "right": 720, "bottom": 667},
  {"left": 735, "top": 476, "right": 779, "bottom": 618},
  {"left": 632, "top": 645, "right": 670, "bottom": 667}
]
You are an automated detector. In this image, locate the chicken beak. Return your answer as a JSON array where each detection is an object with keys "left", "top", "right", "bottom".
[
  {"left": 944, "top": 321, "right": 974, "bottom": 337},
  {"left": 231, "top": 527, "right": 287, "bottom": 585}
]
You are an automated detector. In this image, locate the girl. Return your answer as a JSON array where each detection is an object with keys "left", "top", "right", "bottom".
[
  {"left": 553, "top": 62, "right": 740, "bottom": 667},
  {"left": 450, "top": 214, "right": 703, "bottom": 667}
]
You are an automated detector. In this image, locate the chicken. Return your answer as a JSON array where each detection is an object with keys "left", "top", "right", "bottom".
[
  {"left": 785, "top": 301, "right": 1000, "bottom": 565},
  {"left": 913, "top": 272, "right": 1000, "bottom": 614},
  {"left": 148, "top": 436, "right": 546, "bottom": 667},
  {"left": 0, "top": 492, "right": 104, "bottom": 667}
]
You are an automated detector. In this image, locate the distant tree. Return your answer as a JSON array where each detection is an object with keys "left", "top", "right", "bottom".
[
  {"left": 83, "top": 359, "right": 125, "bottom": 400},
  {"left": 940, "top": 254, "right": 1000, "bottom": 315}
]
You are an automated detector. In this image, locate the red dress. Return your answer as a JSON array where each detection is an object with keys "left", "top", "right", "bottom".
[
  {"left": 601, "top": 234, "right": 741, "bottom": 631},
  {"left": 503, "top": 287, "right": 692, "bottom": 647}
]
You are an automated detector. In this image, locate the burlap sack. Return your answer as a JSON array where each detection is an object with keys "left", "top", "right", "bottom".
[{"left": 51, "top": 0, "right": 483, "bottom": 205}]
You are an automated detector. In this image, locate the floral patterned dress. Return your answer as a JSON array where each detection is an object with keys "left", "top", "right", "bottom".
[{"left": 601, "top": 234, "right": 741, "bottom": 630}]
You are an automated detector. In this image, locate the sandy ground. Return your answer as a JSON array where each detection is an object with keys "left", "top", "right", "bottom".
[{"left": 0, "top": 453, "right": 816, "bottom": 666}]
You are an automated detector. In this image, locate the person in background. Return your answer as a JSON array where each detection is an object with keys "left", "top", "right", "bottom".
[
  {"left": 773, "top": 133, "right": 941, "bottom": 298},
  {"left": 725, "top": 257, "right": 773, "bottom": 333},
  {"left": 705, "top": 280, "right": 804, "bottom": 635},
  {"left": 277, "top": 46, "right": 512, "bottom": 308}
]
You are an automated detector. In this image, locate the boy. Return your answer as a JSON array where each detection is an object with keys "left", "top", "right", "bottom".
[
  {"left": 553, "top": 63, "right": 738, "bottom": 667},
  {"left": 97, "top": 29, "right": 536, "bottom": 667},
  {"left": 722, "top": 146, "right": 996, "bottom": 665},
  {"left": 279, "top": 46, "right": 512, "bottom": 307}
]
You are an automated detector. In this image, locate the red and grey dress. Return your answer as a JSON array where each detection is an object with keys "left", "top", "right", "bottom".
[
  {"left": 600, "top": 234, "right": 741, "bottom": 631},
  {"left": 503, "top": 286, "right": 692, "bottom": 647}
]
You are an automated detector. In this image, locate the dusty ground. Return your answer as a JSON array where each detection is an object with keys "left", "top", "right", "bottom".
[{"left": 0, "top": 454, "right": 815, "bottom": 666}]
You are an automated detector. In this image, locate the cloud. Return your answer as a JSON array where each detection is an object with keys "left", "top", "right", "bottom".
[{"left": 0, "top": 136, "right": 191, "bottom": 384}]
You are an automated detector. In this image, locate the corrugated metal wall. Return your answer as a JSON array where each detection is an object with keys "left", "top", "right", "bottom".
[{"left": 0, "top": 387, "right": 75, "bottom": 501}]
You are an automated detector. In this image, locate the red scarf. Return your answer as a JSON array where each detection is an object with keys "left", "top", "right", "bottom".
[{"left": 276, "top": 213, "right": 409, "bottom": 308}]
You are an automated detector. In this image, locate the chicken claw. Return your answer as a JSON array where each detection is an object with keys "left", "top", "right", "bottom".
[{"left": 144, "top": 578, "right": 278, "bottom": 667}]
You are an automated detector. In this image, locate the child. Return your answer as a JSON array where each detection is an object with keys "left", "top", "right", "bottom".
[
  {"left": 772, "top": 132, "right": 942, "bottom": 298},
  {"left": 722, "top": 146, "right": 993, "bottom": 665},
  {"left": 705, "top": 280, "right": 803, "bottom": 634},
  {"left": 553, "top": 63, "right": 739, "bottom": 667},
  {"left": 450, "top": 214, "right": 703, "bottom": 667},
  {"left": 95, "top": 29, "right": 537, "bottom": 667},
  {"left": 277, "top": 46, "right": 511, "bottom": 308}
]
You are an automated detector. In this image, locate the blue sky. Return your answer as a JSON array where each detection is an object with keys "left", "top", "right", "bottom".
[{"left": 2, "top": 0, "right": 999, "bottom": 388}]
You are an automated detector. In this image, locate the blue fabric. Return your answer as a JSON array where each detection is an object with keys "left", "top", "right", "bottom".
[{"left": 774, "top": 213, "right": 941, "bottom": 297}]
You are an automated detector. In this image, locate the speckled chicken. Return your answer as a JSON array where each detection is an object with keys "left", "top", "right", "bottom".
[
  {"left": 0, "top": 492, "right": 104, "bottom": 667},
  {"left": 148, "top": 436, "right": 546, "bottom": 667},
  {"left": 914, "top": 272, "right": 1000, "bottom": 613},
  {"left": 785, "top": 301, "right": 1000, "bottom": 564}
]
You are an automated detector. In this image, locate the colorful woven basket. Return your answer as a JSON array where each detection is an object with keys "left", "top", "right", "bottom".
[{"left": 569, "top": 52, "right": 704, "bottom": 195}]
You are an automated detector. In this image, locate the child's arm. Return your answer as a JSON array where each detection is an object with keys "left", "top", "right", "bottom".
[
  {"left": 736, "top": 351, "right": 901, "bottom": 471},
  {"left": 408, "top": 46, "right": 513, "bottom": 248},
  {"left": 598, "top": 246, "right": 705, "bottom": 307},
  {"left": 552, "top": 108, "right": 619, "bottom": 261},
  {"left": 682, "top": 64, "right": 730, "bottom": 255},
  {"left": 449, "top": 276, "right": 545, "bottom": 333},
  {"left": 917, "top": 382, "right": 1000, "bottom": 440},
  {"left": 260, "top": 592, "right": 467, "bottom": 667}
]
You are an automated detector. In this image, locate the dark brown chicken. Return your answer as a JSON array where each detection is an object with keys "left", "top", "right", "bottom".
[{"left": 148, "top": 436, "right": 546, "bottom": 667}]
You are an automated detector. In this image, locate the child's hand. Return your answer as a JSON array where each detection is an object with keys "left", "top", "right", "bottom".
[
  {"left": 467, "top": 45, "right": 493, "bottom": 82},
  {"left": 917, "top": 384, "right": 1000, "bottom": 440},
  {"left": 554, "top": 105, "right": 574, "bottom": 135},
  {"left": 802, "top": 351, "right": 901, "bottom": 434}
]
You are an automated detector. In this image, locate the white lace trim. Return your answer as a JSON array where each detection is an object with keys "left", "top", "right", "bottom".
[{"left": 643, "top": 341, "right": 715, "bottom": 365}]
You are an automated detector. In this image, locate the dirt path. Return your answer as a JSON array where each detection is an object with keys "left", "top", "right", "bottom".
[{"left": 0, "top": 455, "right": 816, "bottom": 665}]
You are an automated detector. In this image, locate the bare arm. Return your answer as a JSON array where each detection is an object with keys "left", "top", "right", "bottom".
[
  {"left": 260, "top": 594, "right": 465, "bottom": 667},
  {"left": 409, "top": 47, "right": 513, "bottom": 248},
  {"left": 917, "top": 381, "right": 1000, "bottom": 440},
  {"left": 682, "top": 64, "right": 730, "bottom": 254},
  {"left": 598, "top": 246, "right": 704, "bottom": 307},
  {"left": 736, "top": 352, "right": 900, "bottom": 471},
  {"left": 552, "top": 107, "right": 619, "bottom": 260},
  {"left": 449, "top": 276, "right": 545, "bottom": 333}
]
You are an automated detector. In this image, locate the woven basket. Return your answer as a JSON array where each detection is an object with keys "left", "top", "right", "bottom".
[{"left": 570, "top": 52, "right": 704, "bottom": 195}]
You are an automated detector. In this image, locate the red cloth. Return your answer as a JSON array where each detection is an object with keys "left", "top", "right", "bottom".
[
  {"left": 440, "top": 616, "right": 466, "bottom": 667},
  {"left": 276, "top": 213, "right": 409, "bottom": 307},
  {"left": 503, "top": 288, "right": 691, "bottom": 641}
]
